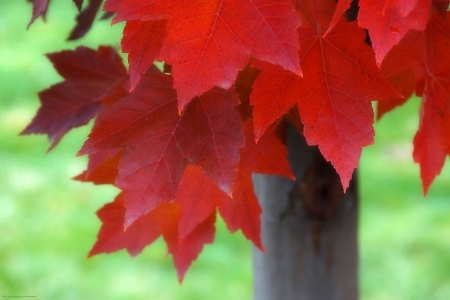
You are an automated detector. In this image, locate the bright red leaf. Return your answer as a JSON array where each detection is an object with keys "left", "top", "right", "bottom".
[
  {"left": 382, "top": 12, "right": 450, "bottom": 193},
  {"left": 89, "top": 192, "right": 215, "bottom": 281},
  {"left": 251, "top": 0, "right": 401, "bottom": 190},
  {"left": 358, "top": 0, "right": 432, "bottom": 66},
  {"left": 122, "top": 20, "right": 166, "bottom": 90},
  {"left": 104, "top": 0, "right": 301, "bottom": 111},
  {"left": 22, "top": 46, "right": 127, "bottom": 149}
]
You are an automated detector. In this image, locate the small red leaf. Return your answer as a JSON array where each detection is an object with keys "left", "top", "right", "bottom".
[
  {"left": 219, "top": 120, "right": 293, "bottom": 248},
  {"left": 122, "top": 20, "right": 166, "bottom": 90},
  {"left": 68, "top": 0, "right": 103, "bottom": 40},
  {"left": 413, "top": 87, "right": 450, "bottom": 194},
  {"left": 163, "top": 212, "right": 216, "bottom": 282},
  {"left": 377, "top": 70, "right": 415, "bottom": 119},
  {"left": 90, "top": 194, "right": 215, "bottom": 281},
  {"left": 73, "top": 0, "right": 83, "bottom": 11},
  {"left": 382, "top": 12, "right": 450, "bottom": 193},
  {"left": 89, "top": 194, "right": 161, "bottom": 257},
  {"left": 74, "top": 149, "right": 123, "bottom": 185},
  {"left": 176, "top": 166, "right": 225, "bottom": 239},
  {"left": 28, "top": 0, "right": 50, "bottom": 27},
  {"left": 322, "top": 0, "right": 352, "bottom": 36},
  {"left": 358, "top": 0, "right": 432, "bottom": 65}
]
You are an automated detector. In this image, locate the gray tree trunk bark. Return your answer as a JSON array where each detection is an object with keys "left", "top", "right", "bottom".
[{"left": 252, "top": 125, "right": 359, "bottom": 300}]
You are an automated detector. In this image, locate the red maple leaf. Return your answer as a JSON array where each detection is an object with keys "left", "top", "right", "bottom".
[
  {"left": 68, "top": 0, "right": 103, "bottom": 40},
  {"left": 22, "top": 46, "right": 127, "bottom": 149},
  {"left": 27, "top": 0, "right": 50, "bottom": 27},
  {"left": 73, "top": 0, "right": 83, "bottom": 11},
  {"left": 251, "top": 0, "right": 401, "bottom": 190},
  {"left": 219, "top": 120, "right": 293, "bottom": 248},
  {"left": 104, "top": 0, "right": 301, "bottom": 111},
  {"left": 74, "top": 149, "right": 124, "bottom": 185},
  {"left": 89, "top": 192, "right": 215, "bottom": 281},
  {"left": 122, "top": 20, "right": 166, "bottom": 90},
  {"left": 382, "top": 12, "right": 450, "bottom": 193},
  {"left": 79, "top": 72, "right": 244, "bottom": 226},
  {"left": 377, "top": 70, "right": 415, "bottom": 119},
  {"left": 358, "top": 0, "right": 432, "bottom": 66}
]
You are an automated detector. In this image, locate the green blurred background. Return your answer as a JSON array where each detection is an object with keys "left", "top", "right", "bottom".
[{"left": 1, "top": 1, "right": 449, "bottom": 299}]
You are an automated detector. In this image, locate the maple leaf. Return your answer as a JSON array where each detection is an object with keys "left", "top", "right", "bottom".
[
  {"left": 88, "top": 193, "right": 162, "bottom": 257},
  {"left": 22, "top": 46, "right": 128, "bottom": 150},
  {"left": 104, "top": 0, "right": 301, "bottom": 111},
  {"left": 122, "top": 20, "right": 166, "bottom": 90},
  {"left": 382, "top": 12, "right": 450, "bottom": 193},
  {"left": 28, "top": 0, "right": 103, "bottom": 40},
  {"left": 377, "top": 70, "right": 415, "bottom": 119},
  {"left": 358, "top": 0, "right": 432, "bottom": 66},
  {"left": 327, "top": 0, "right": 435, "bottom": 65},
  {"left": 68, "top": 0, "right": 103, "bottom": 40},
  {"left": 251, "top": 0, "right": 401, "bottom": 190},
  {"left": 158, "top": 203, "right": 216, "bottom": 282},
  {"left": 27, "top": 0, "right": 50, "bottom": 27},
  {"left": 176, "top": 166, "right": 228, "bottom": 239},
  {"left": 74, "top": 149, "right": 124, "bottom": 185},
  {"left": 219, "top": 119, "right": 293, "bottom": 248},
  {"left": 73, "top": 0, "right": 83, "bottom": 11},
  {"left": 90, "top": 188, "right": 215, "bottom": 281},
  {"left": 79, "top": 72, "right": 244, "bottom": 226}
]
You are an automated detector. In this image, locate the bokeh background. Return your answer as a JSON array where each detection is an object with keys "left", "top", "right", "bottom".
[{"left": 1, "top": 1, "right": 449, "bottom": 299}]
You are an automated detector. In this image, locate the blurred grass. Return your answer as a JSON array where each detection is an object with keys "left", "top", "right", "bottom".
[{"left": 1, "top": 1, "right": 449, "bottom": 299}]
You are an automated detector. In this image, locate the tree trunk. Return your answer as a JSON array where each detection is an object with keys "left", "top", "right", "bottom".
[{"left": 252, "top": 125, "right": 359, "bottom": 300}]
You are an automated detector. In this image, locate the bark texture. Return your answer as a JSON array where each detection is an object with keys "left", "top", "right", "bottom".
[{"left": 252, "top": 125, "right": 359, "bottom": 300}]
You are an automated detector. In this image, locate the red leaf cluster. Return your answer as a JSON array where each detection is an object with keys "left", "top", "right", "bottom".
[{"left": 23, "top": 0, "right": 450, "bottom": 279}]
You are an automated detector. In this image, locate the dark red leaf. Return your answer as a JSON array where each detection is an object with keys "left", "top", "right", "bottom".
[
  {"left": 377, "top": 70, "right": 415, "bottom": 119},
  {"left": 28, "top": 0, "right": 50, "bottom": 27},
  {"left": 22, "top": 46, "right": 127, "bottom": 150},
  {"left": 73, "top": 0, "right": 83, "bottom": 11},
  {"left": 382, "top": 12, "right": 450, "bottom": 193},
  {"left": 68, "top": 0, "right": 103, "bottom": 40},
  {"left": 358, "top": 0, "right": 432, "bottom": 65}
]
